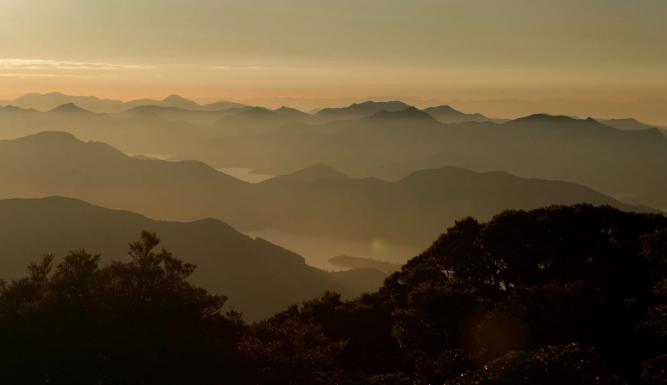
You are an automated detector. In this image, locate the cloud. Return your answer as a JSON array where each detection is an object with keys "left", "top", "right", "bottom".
[
  {"left": 0, "top": 72, "right": 93, "bottom": 79},
  {"left": 212, "top": 64, "right": 320, "bottom": 72},
  {"left": 0, "top": 58, "right": 153, "bottom": 71}
]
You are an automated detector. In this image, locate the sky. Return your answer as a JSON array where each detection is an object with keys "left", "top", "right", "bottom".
[{"left": 1, "top": 0, "right": 666, "bottom": 123}]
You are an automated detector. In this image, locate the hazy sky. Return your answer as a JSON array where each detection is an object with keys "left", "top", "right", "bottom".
[{"left": 1, "top": 0, "right": 666, "bottom": 122}]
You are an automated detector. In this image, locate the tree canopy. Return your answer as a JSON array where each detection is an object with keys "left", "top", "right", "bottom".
[{"left": 1, "top": 205, "right": 666, "bottom": 384}]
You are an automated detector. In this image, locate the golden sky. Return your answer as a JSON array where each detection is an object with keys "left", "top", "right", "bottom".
[{"left": 1, "top": 0, "right": 666, "bottom": 123}]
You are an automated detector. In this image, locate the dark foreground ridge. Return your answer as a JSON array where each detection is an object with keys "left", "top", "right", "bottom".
[
  {"left": 0, "top": 204, "right": 665, "bottom": 384},
  {"left": 0, "top": 196, "right": 383, "bottom": 320}
]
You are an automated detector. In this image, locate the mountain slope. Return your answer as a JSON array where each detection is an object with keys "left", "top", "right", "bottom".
[
  {"left": 8, "top": 92, "right": 245, "bottom": 113},
  {"left": 424, "top": 105, "right": 489, "bottom": 123},
  {"left": 265, "top": 164, "right": 350, "bottom": 183},
  {"left": 0, "top": 196, "right": 383, "bottom": 320},
  {"left": 0, "top": 131, "right": 251, "bottom": 222},
  {"left": 115, "top": 105, "right": 236, "bottom": 124},
  {"left": 12, "top": 92, "right": 127, "bottom": 112},
  {"left": 208, "top": 111, "right": 667, "bottom": 208},
  {"left": 0, "top": 132, "right": 642, "bottom": 258},
  {"left": 4, "top": 98, "right": 666, "bottom": 209},
  {"left": 216, "top": 106, "right": 314, "bottom": 133},
  {"left": 316, "top": 101, "right": 412, "bottom": 121},
  {"left": 596, "top": 118, "right": 659, "bottom": 131}
]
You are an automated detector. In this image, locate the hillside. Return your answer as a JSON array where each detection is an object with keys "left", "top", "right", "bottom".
[
  {"left": 316, "top": 100, "right": 412, "bottom": 120},
  {"left": 0, "top": 196, "right": 383, "bottom": 320},
  {"left": 424, "top": 105, "right": 490, "bottom": 123},
  {"left": 0, "top": 132, "right": 644, "bottom": 262},
  {"left": 8, "top": 92, "right": 245, "bottom": 113},
  {"left": 3, "top": 100, "right": 666, "bottom": 211},
  {"left": 207, "top": 111, "right": 667, "bottom": 208}
]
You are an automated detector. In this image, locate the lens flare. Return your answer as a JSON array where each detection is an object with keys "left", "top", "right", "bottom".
[{"left": 370, "top": 238, "right": 389, "bottom": 255}]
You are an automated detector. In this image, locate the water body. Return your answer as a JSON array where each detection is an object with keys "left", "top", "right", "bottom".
[
  {"left": 245, "top": 228, "right": 421, "bottom": 271},
  {"left": 129, "top": 153, "right": 174, "bottom": 161},
  {"left": 217, "top": 167, "right": 274, "bottom": 183}
]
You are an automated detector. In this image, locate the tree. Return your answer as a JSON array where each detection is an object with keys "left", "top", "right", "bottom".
[{"left": 0, "top": 231, "right": 243, "bottom": 385}]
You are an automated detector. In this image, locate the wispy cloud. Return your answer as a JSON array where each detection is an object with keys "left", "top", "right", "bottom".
[
  {"left": 212, "top": 64, "right": 320, "bottom": 72},
  {"left": 0, "top": 73, "right": 93, "bottom": 79},
  {"left": 0, "top": 58, "right": 153, "bottom": 71}
]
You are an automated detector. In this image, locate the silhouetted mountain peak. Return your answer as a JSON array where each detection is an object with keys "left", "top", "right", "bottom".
[
  {"left": 266, "top": 164, "right": 349, "bottom": 183},
  {"left": 356, "top": 100, "right": 409, "bottom": 109},
  {"left": 275, "top": 106, "right": 308, "bottom": 116},
  {"left": 0, "top": 105, "right": 34, "bottom": 113},
  {"left": 512, "top": 113, "right": 580, "bottom": 123},
  {"left": 423, "top": 105, "right": 489, "bottom": 123},
  {"left": 510, "top": 114, "right": 617, "bottom": 132},
  {"left": 17, "top": 91, "right": 67, "bottom": 100},
  {"left": 317, "top": 100, "right": 413, "bottom": 118},
  {"left": 14, "top": 131, "right": 80, "bottom": 144},
  {"left": 48, "top": 103, "right": 93, "bottom": 114},
  {"left": 162, "top": 94, "right": 190, "bottom": 103},
  {"left": 610, "top": 117, "right": 641, "bottom": 124},
  {"left": 426, "top": 105, "right": 459, "bottom": 113},
  {"left": 597, "top": 117, "right": 659, "bottom": 131},
  {"left": 160, "top": 94, "right": 200, "bottom": 109}
]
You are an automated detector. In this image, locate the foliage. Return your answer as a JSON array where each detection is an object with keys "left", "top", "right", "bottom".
[
  {"left": 0, "top": 231, "right": 243, "bottom": 385},
  {"left": 1, "top": 205, "right": 666, "bottom": 384}
]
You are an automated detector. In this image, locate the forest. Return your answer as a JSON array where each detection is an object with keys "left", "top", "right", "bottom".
[{"left": 2, "top": 205, "right": 665, "bottom": 385}]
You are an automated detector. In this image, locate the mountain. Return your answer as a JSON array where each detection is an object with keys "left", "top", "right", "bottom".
[
  {"left": 216, "top": 106, "right": 314, "bottom": 133},
  {"left": 120, "top": 94, "right": 247, "bottom": 112},
  {"left": 370, "top": 106, "right": 437, "bottom": 122},
  {"left": 48, "top": 103, "right": 98, "bottom": 116},
  {"left": 316, "top": 100, "right": 412, "bottom": 120},
  {"left": 0, "top": 131, "right": 251, "bottom": 222},
  {"left": 597, "top": 118, "right": 659, "bottom": 131},
  {"left": 0, "top": 103, "right": 229, "bottom": 166},
  {"left": 275, "top": 106, "right": 310, "bottom": 118},
  {"left": 424, "top": 105, "right": 489, "bottom": 123},
  {"left": 509, "top": 113, "right": 604, "bottom": 128},
  {"left": 0, "top": 196, "right": 384, "bottom": 320},
  {"left": 206, "top": 110, "right": 667, "bottom": 208},
  {"left": 8, "top": 92, "right": 246, "bottom": 113},
  {"left": 0, "top": 132, "right": 642, "bottom": 261},
  {"left": 266, "top": 163, "right": 350, "bottom": 183},
  {"left": 2, "top": 99, "right": 667, "bottom": 210},
  {"left": 160, "top": 94, "right": 202, "bottom": 110},
  {"left": 115, "top": 105, "right": 236, "bottom": 124},
  {"left": 0, "top": 105, "right": 38, "bottom": 115},
  {"left": 12, "top": 92, "right": 127, "bottom": 112},
  {"left": 261, "top": 163, "right": 643, "bottom": 254},
  {"left": 201, "top": 100, "right": 249, "bottom": 111}
]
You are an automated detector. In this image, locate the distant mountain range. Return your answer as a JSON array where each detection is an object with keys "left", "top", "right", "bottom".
[
  {"left": 1, "top": 94, "right": 666, "bottom": 209},
  {"left": 201, "top": 111, "right": 667, "bottom": 208},
  {"left": 423, "top": 105, "right": 492, "bottom": 123},
  {"left": 0, "top": 131, "right": 644, "bottom": 258},
  {"left": 2, "top": 92, "right": 246, "bottom": 113},
  {"left": 0, "top": 93, "right": 502, "bottom": 124},
  {"left": 596, "top": 117, "right": 660, "bottom": 131},
  {"left": 316, "top": 100, "right": 419, "bottom": 121},
  {"left": 0, "top": 196, "right": 385, "bottom": 320}
]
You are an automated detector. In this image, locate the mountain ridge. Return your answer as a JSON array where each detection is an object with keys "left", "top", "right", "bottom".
[
  {"left": 0, "top": 131, "right": 646, "bottom": 255},
  {"left": 0, "top": 195, "right": 385, "bottom": 320},
  {"left": 8, "top": 92, "right": 246, "bottom": 113}
]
